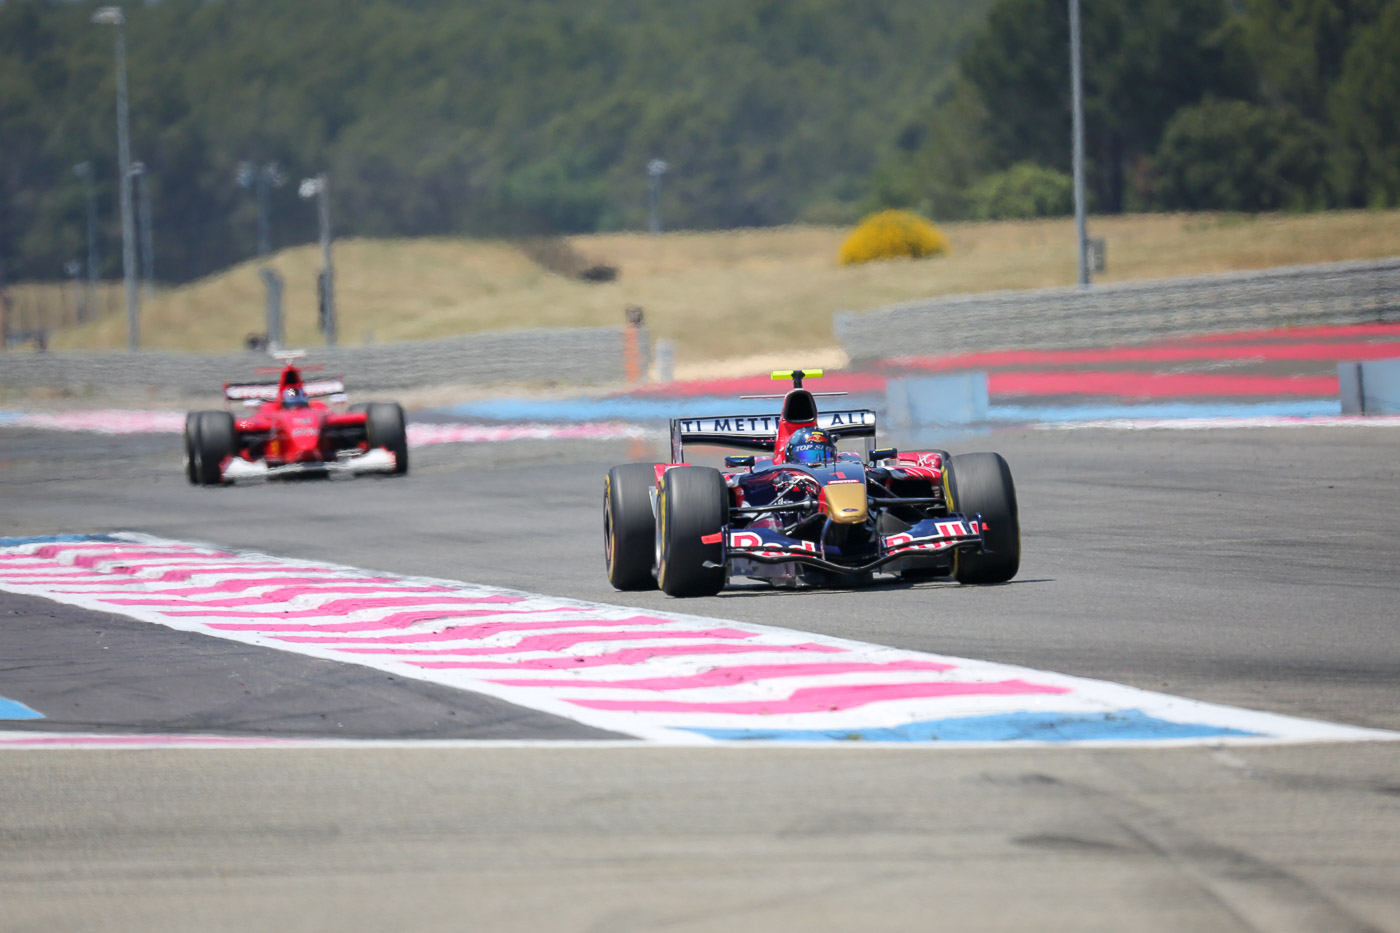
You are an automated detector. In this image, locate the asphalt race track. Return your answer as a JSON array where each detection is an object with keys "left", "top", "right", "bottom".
[{"left": 2, "top": 424, "right": 1399, "bottom": 931}]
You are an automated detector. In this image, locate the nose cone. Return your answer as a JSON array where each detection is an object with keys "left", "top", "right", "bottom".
[
  {"left": 285, "top": 413, "right": 323, "bottom": 459},
  {"left": 822, "top": 483, "right": 869, "bottom": 524}
]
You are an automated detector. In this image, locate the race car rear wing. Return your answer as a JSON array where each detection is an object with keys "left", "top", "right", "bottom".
[
  {"left": 670, "top": 409, "right": 877, "bottom": 462},
  {"left": 224, "top": 378, "right": 347, "bottom": 402}
]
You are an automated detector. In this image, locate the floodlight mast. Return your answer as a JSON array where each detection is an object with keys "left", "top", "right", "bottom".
[
  {"left": 647, "top": 159, "right": 668, "bottom": 235},
  {"left": 93, "top": 5, "right": 140, "bottom": 349},
  {"left": 1069, "top": 0, "right": 1091, "bottom": 289},
  {"left": 300, "top": 174, "right": 336, "bottom": 347}
]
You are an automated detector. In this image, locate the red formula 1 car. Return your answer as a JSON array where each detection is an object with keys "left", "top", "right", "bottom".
[
  {"left": 184, "top": 352, "right": 408, "bottom": 485},
  {"left": 604, "top": 369, "right": 1020, "bottom": 597}
]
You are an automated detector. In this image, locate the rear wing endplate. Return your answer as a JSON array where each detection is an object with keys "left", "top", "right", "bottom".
[{"left": 670, "top": 409, "right": 876, "bottom": 462}]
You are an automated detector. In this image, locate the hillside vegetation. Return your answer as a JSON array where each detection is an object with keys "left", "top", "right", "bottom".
[
  {"left": 7, "top": 0, "right": 1399, "bottom": 292},
  {"left": 48, "top": 210, "right": 1400, "bottom": 364}
]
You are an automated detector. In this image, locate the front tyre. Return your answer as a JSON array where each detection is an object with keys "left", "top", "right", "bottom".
[
  {"left": 948, "top": 452, "right": 1020, "bottom": 584},
  {"left": 366, "top": 402, "right": 409, "bottom": 475},
  {"left": 194, "top": 411, "right": 236, "bottom": 486},
  {"left": 183, "top": 412, "right": 201, "bottom": 484},
  {"left": 657, "top": 466, "right": 728, "bottom": 598},
  {"left": 605, "top": 463, "right": 660, "bottom": 590}
]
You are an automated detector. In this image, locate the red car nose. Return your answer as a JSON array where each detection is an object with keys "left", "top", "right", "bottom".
[{"left": 286, "top": 414, "right": 323, "bottom": 459}]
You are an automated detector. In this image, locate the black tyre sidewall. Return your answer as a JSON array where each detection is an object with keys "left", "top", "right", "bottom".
[
  {"left": 948, "top": 452, "right": 1020, "bottom": 584},
  {"left": 366, "top": 402, "right": 409, "bottom": 474},
  {"left": 184, "top": 412, "right": 201, "bottom": 484},
  {"left": 657, "top": 466, "right": 727, "bottom": 597},
  {"left": 195, "top": 411, "right": 236, "bottom": 486},
  {"left": 605, "top": 463, "right": 660, "bottom": 590}
]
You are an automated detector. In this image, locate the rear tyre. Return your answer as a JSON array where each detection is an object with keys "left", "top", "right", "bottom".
[
  {"left": 948, "top": 452, "right": 1020, "bottom": 584},
  {"left": 194, "top": 411, "right": 236, "bottom": 486},
  {"left": 657, "top": 466, "right": 728, "bottom": 597},
  {"left": 605, "top": 463, "right": 660, "bottom": 590},
  {"left": 366, "top": 402, "right": 409, "bottom": 475},
  {"left": 183, "top": 412, "right": 201, "bottom": 484}
]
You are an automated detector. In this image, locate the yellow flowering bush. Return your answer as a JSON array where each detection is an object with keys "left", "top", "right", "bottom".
[{"left": 837, "top": 209, "right": 950, "bottom": 266}]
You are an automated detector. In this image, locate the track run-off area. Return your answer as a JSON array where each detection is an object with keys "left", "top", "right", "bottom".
[{"left": 3, "top": 325, "right": 1400, "bottom": 931}]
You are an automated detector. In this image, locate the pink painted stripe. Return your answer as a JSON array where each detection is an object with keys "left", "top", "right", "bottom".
[
  {"left": 412, "top": 642, "right": 846, "bottom": 670},
  {"left": 0, "top": 566, "right": 345, "bottom": 589},
  {"left": 0, "top": 542, "right": 201, "bottom": 560},
  {"left": 989, "top": 370, "right": 1340, "bottom": 398},
  {"left": 406, "top": 422, "right": 645, "bottom": 445},
  {"left": 87, "top": 565, "right": 346, "bottom": 584},
  {"left": 91, "top": 575, "right": 400, "bottom": 597},
  {"left": 488, "top": 659, "right": 957, "bottom": 690},
  {"left": 160, "top": 594, "right": 523, "bottom": 618},
  {"left": 273, "top": 614, "right": 661, "bottom": 643},
  {"left": 64, "top": 549, "right": 234, "bottom": 569},
  {"left": 0, "top": 561, "right": 242, "bottom": 581},
  {"left": 568, "top": 678, "right": 1070, "bottom": 713},
  {"left": 337, "top": 628, "right": 756, "bottom": 656},
  {"left": 204, "top": 606, "right": 584, "bottom": 633},
  {"left": 888, "top": 339, "right": 1400, "bottom": 373},
  {"left": 102, "top": 583, "right": 457, "bottom": 607}
]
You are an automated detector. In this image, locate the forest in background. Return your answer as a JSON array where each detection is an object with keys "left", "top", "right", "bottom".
[{"left": 2, "top": 0, "right": 1398, "bottom": 286}]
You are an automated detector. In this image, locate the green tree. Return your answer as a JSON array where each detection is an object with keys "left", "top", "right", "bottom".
[
  {"left": 966, "top": 163, "right": 1073, "bottom": 219},
  {"left": 956, "top": 0, "right": 1252, "bottom": 213},
  {"left": 1327, "top": 0, "right": 1400, "bottom": 206},
  {"left": 1153, "top": 99, "right": 1328, "bottom": 211}
]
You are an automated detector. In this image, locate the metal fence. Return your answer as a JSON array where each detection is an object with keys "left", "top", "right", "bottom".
[
  {"left": 0, "top": 325, "right": 647, "bottom": 397},
  {"left": 835, "top": 257, "right": 1400, "bottom": 362}
]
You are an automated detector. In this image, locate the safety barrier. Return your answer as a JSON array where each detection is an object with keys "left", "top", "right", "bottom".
[
  {"left": 0, "top": 325, "right": 647, "bottom": 397},
  {"left": 835, "top": 257, "right": 1400, "bottom": 362}
]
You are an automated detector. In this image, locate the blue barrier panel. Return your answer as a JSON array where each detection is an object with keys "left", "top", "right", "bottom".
[
  {"left": 884, "top": 373, "right": 989, "bottom": 445},
  {"left": 1339, "top": 358, "right": 1400, "bottom": 414}
]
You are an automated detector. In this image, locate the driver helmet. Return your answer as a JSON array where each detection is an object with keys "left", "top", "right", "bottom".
[
  {"left": 282, "top": 386, "right": 309, "bottom": 409},
  {"left": 785, "top": 427, "right": 836, "bottom": 464}
]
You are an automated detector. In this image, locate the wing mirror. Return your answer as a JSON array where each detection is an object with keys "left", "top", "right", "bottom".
[
  {"left": 869, "top": 447, "right": 898, "bottom": 463},
  {"left": 725, "top": 455, "right": 755, "bottom": 468}
]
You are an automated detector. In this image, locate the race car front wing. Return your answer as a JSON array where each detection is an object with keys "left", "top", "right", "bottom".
[
  {"left": 706, "top": 515, "right": 988, "bottom": 576},
  {"left": 221, "top": 447, "right": 398, "bottom": 482}
]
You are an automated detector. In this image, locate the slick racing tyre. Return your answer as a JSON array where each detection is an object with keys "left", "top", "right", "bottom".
[
  {"left": 657, "top": 466, "right": 727, "bottom": 598},
  {"left": 947, "top": 452, "right": 1020, "bottom": 584},
  {"left": 366, "top": 402, "right": 409, "bottom": 475},
  {"left": 604, "top": 463, "right": 660, "bottom": 590},
  {"left": 183, "top": 412, "right": 202, "bottom": 484},
  {"left": 193, "top": 411, "right": 236, "bottom": 486}
]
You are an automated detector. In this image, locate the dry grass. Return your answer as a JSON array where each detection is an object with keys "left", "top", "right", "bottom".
[{"left": 34, "top": 209, "right": 1400, "bottom": 366}]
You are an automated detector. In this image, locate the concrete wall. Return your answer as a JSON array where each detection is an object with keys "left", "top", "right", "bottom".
[
  {"left": 835, "top": 257, "right": 1400, "bottom": 362},
  {"left": 0, "top": 325, "right": 648, "bottom": 397}
]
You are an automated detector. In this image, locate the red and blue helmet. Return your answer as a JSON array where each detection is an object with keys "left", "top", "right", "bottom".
[
  {"left": 785, "top": 427, "right": 836, "bottom": 464},
  {"left": 282, "top": 386, "right": 309, "bottom": 409}
]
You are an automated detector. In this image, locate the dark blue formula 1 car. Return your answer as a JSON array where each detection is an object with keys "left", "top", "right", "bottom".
[{"left": 604, "top": 369, "right": 1020, "bottom": 597}]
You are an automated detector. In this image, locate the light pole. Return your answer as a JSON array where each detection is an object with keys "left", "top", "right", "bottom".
[
  {"left": 73, "top": 161, "right": 98, "bottom": 322},
  {"left": 299, "top": 174, "right": 336, "bottom": 347},
  {"left": 93, "top": 5, "right": 139, "bottom": 350},
  {"left": 130, "top": 161, "right": 154, "bottom": 304},
  {"left": 1069, "top": 0, "right": 1090, "bottom": 288},
  {"left": 647, "top": 158, "right": 668, "bottom": 235},
  {"left": 237, "top": 160, "right": 285, "bottom": 258}
]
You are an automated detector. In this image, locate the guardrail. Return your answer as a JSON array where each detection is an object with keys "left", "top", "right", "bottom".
[
  {"left": 835, "top": 257, "right": 1400, "bottom": 362},
  {"left": 0, "top": 325, "right": 647, "bottom": 397}
]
